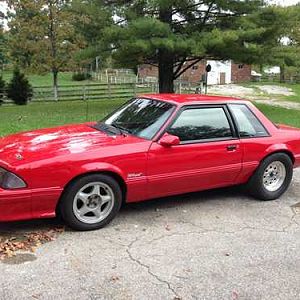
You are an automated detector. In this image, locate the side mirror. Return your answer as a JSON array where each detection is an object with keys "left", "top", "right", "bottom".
[{"left": 159, "top": 133, "right": 180, "bottom": 147}]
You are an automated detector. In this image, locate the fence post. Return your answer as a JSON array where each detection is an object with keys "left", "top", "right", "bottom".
[
  {"left": 108, "top": 79, "right": 111, "bottom": 99},
  {"left": 82, "top": 85, "right": 86, "bottom": 101}
]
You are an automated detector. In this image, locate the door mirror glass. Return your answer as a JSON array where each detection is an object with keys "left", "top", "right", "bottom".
[{"left": 159, "top": 134, "right": 180, "bottom": 147}]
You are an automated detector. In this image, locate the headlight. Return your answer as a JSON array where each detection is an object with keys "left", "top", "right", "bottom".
[{"left": 0, "top": 167, "right": 27, "bottom": 189}]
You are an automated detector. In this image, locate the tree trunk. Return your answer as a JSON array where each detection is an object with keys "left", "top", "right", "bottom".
[
  {"left": 158, "top": 5, "right": 174, "bottom": 93},
  {"left": 158, "top": 49, "right": 174, "bottom": 93},
  {"left": 53, "top": 69, "right": 58, "bottom": 101},
  {"left": 49, "top": 2, "right": 58, "bottom": 101},
  {"left": 280, "top": 65, "right": 285, "bottom": 83}
]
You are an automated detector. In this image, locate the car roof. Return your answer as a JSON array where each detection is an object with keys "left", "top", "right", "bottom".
[{"left": 139, "top": 93, "right": 247, "bottom": 105}]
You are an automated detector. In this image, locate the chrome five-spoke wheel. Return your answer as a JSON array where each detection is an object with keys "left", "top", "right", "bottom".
[
  {"left": 263, "top": 161, "right": 286, "bottom": 192},
  {"left": 73, "top": 182, "right": 115, "bottom": 224},
  {"left": 60, "top": 174, "right": 122, "bottom": 231}
]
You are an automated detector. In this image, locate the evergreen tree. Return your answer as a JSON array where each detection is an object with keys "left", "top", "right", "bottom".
[
  {"left": 7, "top": 69, "right": 33, "bottom": 105},
  {"left": 258, "top": 5, "right": 300, "bottom": 82},
  {"left": 0, "top": 24, "right": 8, "bottom": 70},
  {"left": 0, "top": 76, "right": 5, "bottom": 105},
  {"left": 102, "top": 1, "right": 289, "bottom": 92},
  {"left": 71, "top": 0, "right": 113, "bottom": 71}
]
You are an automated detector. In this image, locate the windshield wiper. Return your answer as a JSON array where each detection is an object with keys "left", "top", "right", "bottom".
[
  {"left": 111, "top": 123, "right": 131, "bottom": 136},
  {"left": 92, "top": 123, "right": 123, "bottom": 136}
]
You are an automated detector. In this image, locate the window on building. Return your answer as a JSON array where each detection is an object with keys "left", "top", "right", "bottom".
[{"left": 238, "top": 64, "right": 244, "bottom": 69}]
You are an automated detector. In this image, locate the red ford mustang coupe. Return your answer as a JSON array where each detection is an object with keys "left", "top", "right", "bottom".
[{"left": 0, "top": 94, "right": 300, "bottom": 230}]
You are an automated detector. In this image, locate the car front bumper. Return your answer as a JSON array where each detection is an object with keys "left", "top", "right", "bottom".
[
  {"left": 0, "top": 187, "right": 32, "bottom": 221},
  {"left": 0, "top": 186, "right": 63, "bottom": 222}
]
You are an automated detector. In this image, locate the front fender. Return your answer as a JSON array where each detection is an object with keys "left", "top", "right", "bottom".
[{"left": 71, "top": 162, "right": 126, "bottom": 182}]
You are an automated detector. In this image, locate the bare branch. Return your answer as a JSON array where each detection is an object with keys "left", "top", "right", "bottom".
[
  {"left": 173, "top": 57, "right": 204, "bottom": 79},
  {"left": 173, "top": 57, "right": 186, "bottom": 77}
]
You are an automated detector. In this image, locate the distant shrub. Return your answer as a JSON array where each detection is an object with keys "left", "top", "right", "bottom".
[
  {"left": 0, "top": 76, "right": 5, "bottom": 105},
  {"left": 7, "top": 68, "right": 33, "bottom": 105},
  {"left": 72, "top": 72, "right": 92, "bottom": 81}
]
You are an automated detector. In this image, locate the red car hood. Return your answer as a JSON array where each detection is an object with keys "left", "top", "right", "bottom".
[{"left": 0, "top": 123, "right": 143, "bottom": 167}]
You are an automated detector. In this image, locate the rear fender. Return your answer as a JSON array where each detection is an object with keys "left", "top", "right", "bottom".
[{"left": 264, "top": 144, "right": 295, "bottom": 163}]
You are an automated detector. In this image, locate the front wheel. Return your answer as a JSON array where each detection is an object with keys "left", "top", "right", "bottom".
[
  {"left": 60, "top": 174, "right": 122, "bottom": 231},
  {"left": 247, "top": 153, "right": 293, "bottom": 201}
]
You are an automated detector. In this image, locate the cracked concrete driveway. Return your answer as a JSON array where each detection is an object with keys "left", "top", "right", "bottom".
[{"left": 0, "top": 169, "right": 300, "bottom": 300}]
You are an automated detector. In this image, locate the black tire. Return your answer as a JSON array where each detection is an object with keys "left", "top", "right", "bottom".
[
  {"left": 59, "top": 174, "right": 122, "bottom": 231},
  {"left": 246, "top": 153, "right": 293, "bottom": 201}
]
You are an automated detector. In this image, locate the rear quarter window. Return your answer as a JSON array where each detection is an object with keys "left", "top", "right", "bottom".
[{"left": 229, "top": 104, "right": 269, "bottom": 138}]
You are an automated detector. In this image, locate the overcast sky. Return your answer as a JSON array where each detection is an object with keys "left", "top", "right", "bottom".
[{"left": 270, "top": 0, "right": 300, "bottom": 5}]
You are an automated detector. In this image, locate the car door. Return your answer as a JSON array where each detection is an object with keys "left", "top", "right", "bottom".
[{"left": 147, "top": 105, "right": 243, "bottom": 199}]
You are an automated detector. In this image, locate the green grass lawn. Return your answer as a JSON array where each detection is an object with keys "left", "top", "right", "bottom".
[
  {"left": 0, "top": 99, "right": 126, "bottom": 136},
  {"left": 283, "top": 84, "right": 300, "bottom": 103},
  {"left": 255, "top": 103, "right": 300, "bottom": 128},
  {"left": 0, "top": 99, "right": 299, "bottom": 137}
]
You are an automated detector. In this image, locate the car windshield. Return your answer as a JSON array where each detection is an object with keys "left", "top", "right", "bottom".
[{"left": 99, "top": 98, "right": 175, "bottom": 140}]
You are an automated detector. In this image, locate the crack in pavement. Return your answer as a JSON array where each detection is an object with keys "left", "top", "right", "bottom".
[
  {"left": 125, "top": 237, "right": 181, "bottom": 300},
  {"left": 178, "top": 212, "right": 300, "bottom": 235}
]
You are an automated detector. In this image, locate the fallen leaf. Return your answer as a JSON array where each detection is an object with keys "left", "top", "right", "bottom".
[{"left": 0, "top": 226, "right": 65, "bottom": 260}]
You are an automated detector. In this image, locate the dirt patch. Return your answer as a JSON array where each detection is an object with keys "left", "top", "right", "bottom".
[
  {"left": 209, "top": 84, "right": 295, "bottom": 98},
  {"left": 255, "top": 99, "right": 300, "bottom": 110},
  {"left": 208, "top": 84, "right": 300, "bottom": 110},
  {"left": 257, "top": 85, "right": 295, "bottom": 96},
  {"left": 209, "top": 84, "right": 255, "bottom": 97}
]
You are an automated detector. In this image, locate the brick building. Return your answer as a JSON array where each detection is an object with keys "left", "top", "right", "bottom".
[{"left": 138, "top": 60, "right": 251, "bottom": 85}]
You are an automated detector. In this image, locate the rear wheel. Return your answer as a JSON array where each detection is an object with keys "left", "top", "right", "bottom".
[
  {"left": 247, "top": 153, "right": 293, "bottom": 201},
  {"left": 60, "top": 174, "right": 122, "bottom": 231}
]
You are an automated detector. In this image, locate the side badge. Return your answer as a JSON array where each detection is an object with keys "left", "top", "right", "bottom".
[{"left": 128, "top": 173, "right": 144, "bottom": 179}]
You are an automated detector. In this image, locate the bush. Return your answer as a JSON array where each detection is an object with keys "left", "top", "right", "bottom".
[
  {"left": 0, "top": 76, "right": 5, "bottom": 105},
  {"left": 72, "top": 72, "right": 92, "bottom": 81},
  {"left": 7, "top": 68, "right": 33, "bottom": 105}
]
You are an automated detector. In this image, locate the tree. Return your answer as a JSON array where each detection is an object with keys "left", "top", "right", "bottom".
[
  {"left": 101, "top": 0, "right": 289, "bottom": 93},
  {"left": 259, "top": 5, "right": 300, "bottom": 82},
  {"left": 7, "top": 0, "right": 84, "bottom": 100},
  {"left": 70, "top": 0, "right": 113, "bottom": 71},
  {"left": 0, "top": 23, "right": 8, "bottom": 70},
  {"left": 7, "top": 68, "right": 33, "bottom": 105},
  {"left": 0, "top": 76, "right": 5, "bottom": 105}
]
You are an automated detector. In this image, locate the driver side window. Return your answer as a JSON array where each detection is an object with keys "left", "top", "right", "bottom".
[{"left": 168, "top": 107, "right": 233, "bottom": 143}]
